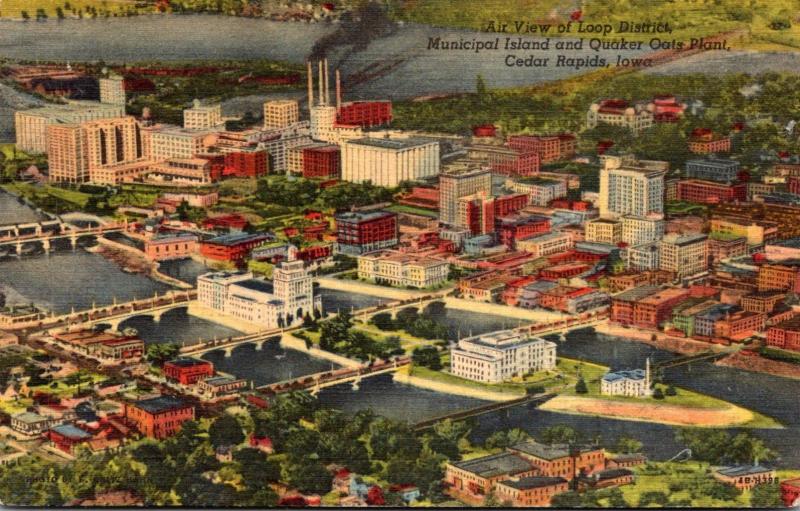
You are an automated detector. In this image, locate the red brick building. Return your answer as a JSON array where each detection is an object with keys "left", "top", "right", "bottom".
[
  {"left": 202, "top": 214, "right": 250, "bottom": 231},
  {"left": 633, "top": 288, "right": 691, "bottom": 330},
  {"left": 497, "top": 215, "right": 551, "bottom": 248},
  {"left": 506, "top": 133, "right": 577, "bottom": 163},
  {"left": 688, "top": 128, "right": 731, "bottom": 154},
  {"left": 297, "top": 244, "right": 332, "bottom": 262},
  {"left": 766, "top": 316, "right": 800, "bottom": 352},
  {"left": 143, "top": 233, "right": 199, "bottom": 262},
  {"left": 223, "top": 149, "right": 268, "bottom": 178},
  {"left": 677, "top": 179, "right": 747, "bottom": 204},
  {"left": 494, "top": 477, "right": 569, "bottom": 507},
  {"left": 125, "top": 396, "right": 194, "bottom": 439},
  {"left": 508, "top": 441, "right": 605, "bottom": 481},
  {"left": 757, "top": 263, "right": 800, "bottom": 293},
  {"left": 46, "top": 424, "right": 92, "bottom": 454},
  {"left": 494, "top": 193, "right": 529, "bottom": 217},
  {"left": 163, "top": 357, "right": 215, "bottom": 384},
  {"left": 713, "top": 310, "right": 766, "bottom": 341},
  {"left": 336, "top": 101, "right": 392, "bottom": 127},
  {"left": 334, "top": 210, "right": 398, "bottom": 255},
  {"left": 302, "top": 145, "right": 340, "bottom": 179},
  {"left": 199, "top": 232, "right": 273, "bottom": 263}
]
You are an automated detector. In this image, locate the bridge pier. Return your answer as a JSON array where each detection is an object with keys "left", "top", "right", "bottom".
[
  {"left": 254, "top": 339, "right": 266, "bottom": 351},
  {"left": 15, "top": 242, "right": 22, "bottom": 256},
  {"left": 42, "top": 238, "right": 50, "bottom": 255},
  {"left": 70, "top": 235, "right": 78, "bottom": 251},
  {"left": 224, "top": 346, "right": 234, "bottom": 358}
]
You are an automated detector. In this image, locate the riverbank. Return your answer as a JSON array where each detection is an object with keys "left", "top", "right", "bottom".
[
  {"left": 393, "top": 366, "right": 518, "bottom": 402},
  {"left": 443, "top": 296, "right": 566, "bottom": 324},
  {"left": 595, "top": 322, "right": 730, "bottom": 355},
  {"left": 280, "top": 333, "right": 361, "bottom": 369},
  {"left": 539, "top": 394, "right": 781, "bottom": 429},
  {"left": 93, "top": 237, "right": 192, "bottom": 289},
  {"left": 717, "top": 351, "right": 800, "bottom": 381},
  {"left": 316, "top": 277, "right": 437, "bottom": 301}
]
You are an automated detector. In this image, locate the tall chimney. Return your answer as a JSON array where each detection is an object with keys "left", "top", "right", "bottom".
[
  {"left": 318, "top": 61, "right": 324, "bottom": 106},
  {"left": 307, "top": 61, "right": 314, "bottom": 111},
  {"left": 324, "top": 59, "right": 330, "bottom": 106},
  {"left": 336, "top": 69, "right": 342, "bottom": 111}
]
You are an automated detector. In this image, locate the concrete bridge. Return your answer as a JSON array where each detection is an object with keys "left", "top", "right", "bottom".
[
  {"left": 652, "top": 350, "right": 731, "bottom": 370},
  {"left": 348, "top": 292, "right": 453, "bottom": 323},
  {"left": 510, "top": 310, "right": 609, "bottom": 339},
  {"left": 0, "top": 223, "right": 124, "bottom": 255},
  {"left": 38, "top": 290, "right": 197, "bottom": 333},
  {"left": 179, "top": 327, "right": 294, "bottom": 358},
  {"left": 257, "top": 356, "right": 411, "bottom": 395},
  {"left": 414, "top": 392, "right": 556, "bottom": 431}
]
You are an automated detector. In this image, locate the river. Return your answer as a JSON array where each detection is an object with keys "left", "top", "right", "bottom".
[{"left": 0, "top": 190, "right": 45, "bottom": 225}]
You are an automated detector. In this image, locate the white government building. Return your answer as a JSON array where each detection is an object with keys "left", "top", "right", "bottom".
[
  {"left": 197, "top": 261, "right": 321, "bottom": 328},
  {"left": 600, "top": 358, "right": 652, "bottom": 397},
  {"left": 450, "top": 330, "right": 557, "bottom": 383}
]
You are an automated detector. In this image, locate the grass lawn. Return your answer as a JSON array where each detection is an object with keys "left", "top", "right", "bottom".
[
  {"left": 385, "top": 203, "right": 438, "bottom": 218},
  {"left": 618, "top": 461, "right": 750, "bottom": 508},
  {"left": 2, "top": 182, "right": 91, "bottom": 208},
  {"left": 353, "top": 321, "right": 440, "bottom": 354},
  {"left": 0, "top": 0, "right": 142, "bottom": 18}
]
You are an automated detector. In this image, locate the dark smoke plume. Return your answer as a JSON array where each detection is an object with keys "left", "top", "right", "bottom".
[{"left": 309, "top": 1, "right": 396, "bottom": 60}]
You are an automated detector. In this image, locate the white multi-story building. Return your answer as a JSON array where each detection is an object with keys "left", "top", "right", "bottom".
[
  {"left": 15, "top": 101, "right": 125, "bottom": 154},
  {"left": 624, "top": 241, "right": 660, "bottom": 271},
  {"left": 99, "top": 76, "right": 127, "bottom": 106},
  {"left": 450, "top": 330, "right": 557, "bottom": 383},
  {"left": 598, "top": 156, "right": 666, "bottom": 219},
  {"left": 439, "top": 166, "right": 492, "bottom": 226},
  {"left": 585, "top": 218, "right": 622, "bottom": 245},
  {"left": 601, "top": 359, "right": 651, "bottom": 397},
  {"left": 587, "top": 99, "right": 654, "bottom": 135},
  {"left": 626, "top": 242, "right": 661, "bottom": 271},
  {"left": 505, "top": 177, "right": 568, "bottom": 206},
  {"left": 659, "top": 233, "right": 709, "bottom": 278},
  {"left": 341, "top": 137, "right": 440, "bottom": 187},
  {"left": 183, "top": 100, "right": 223, "bottom": 130},
  {"left": 357, "top": 250, "right": 449, "bottom": 289},
  {"left": 264, "top": 100, "right": 299, "bottom": 130},
  {"left": 516, "top": 232, "right": 573, "bottom": 258},
  {"left": 621, "top": 214, "right": 665, "bottom": 246},
  {"left": 197, "top": 262, "right": 321, "bottom": 328},
  {"left": 146, "top": 125, "right": 220, "bottom": 160}
]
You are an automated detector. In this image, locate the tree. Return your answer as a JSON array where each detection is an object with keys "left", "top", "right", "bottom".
[
  {"left": 550, "top": 491, "right": 583, "bottom": 508},
  {"left": 607, "top": 487, "right": 628, "bottom": 508},
  {"left": 666, "top": 385, "right": 678, "bottom": 396},
  {"left": 639, "top": 490, "right": 669, "bottom": 507},
  {"left": 284, "top": 459, "right": 331, "bottom": 494},
  {"left": 575, "top": 377, "right": 588, "bottom": 394},
  {"left": 370, "top": 312, "right": 395, "bottom": 331},
  {"left": 484, "top": 428, "right": 529, "bottom": 450},
  {"left": 540, "top": 425, "right": 579, "bottom": 444},
  {"left": 208, "top": 414, "right": 244, "bottom": 449},
  {"left": 411, "top": 345, "right": 442, "bottom": 370},
  {"left": 615, "top": 436, "right": 643, "bottom": 454},
  {"left": 483, "top": 490, "right": 503, "bottom": 507},
  {"left": 145, "top": 343, "right": 180, "bottom": 366},
  {"left": 233, "top": 448, "right": 281, "bottom": 489},
  {"left": 395, "top": 307, "right": 419, "bottom": 329},
  {"left": 319, "top": 310, "right": 353, "bottom": 351},
  {"left": 750, "top": 482, "right": 781, "bottom": 508},
  {"left": 21, "top": 10, "right": 30, "bottom": 20},
  {"left": 652, "top": 387, "right": 665, "bottom": 399},
  {"left": 56, "top": 6, "right": 65, "bottom": 18}
]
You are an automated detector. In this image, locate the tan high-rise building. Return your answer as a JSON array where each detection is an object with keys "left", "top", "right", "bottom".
[
  {"left": 83, "top": 116, "right": 142, "bottom": 170},
  {"left": 264, "top": 100, "right": 299, "bottom": 129},
  {"left": 99, "top": 76, "right": 127, "bottom": 106},
  {"left": 46, "top": 124, "right": 87, "bottom": 183},
  {"left": 183, "top": 100, "right": 223, "bottom": 130},
  {"left": 14, "top": 101, "right": 124, "bottom": 154},
  {"left": 439, "top": 165, "right": 492, "bottom": 226}
]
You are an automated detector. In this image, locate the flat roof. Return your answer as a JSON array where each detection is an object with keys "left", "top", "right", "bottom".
[
  {"left": 715, "top": 465, "right": 774, "bottom": 477},
  {"left": 347, "top": 137, "right": 436, "bottom": 150},
  {"left": 612, "top": 285, "right": 661, "bottom": 303},
  {"left": 204, "top": 232, "right": 271, "bottom": 247},
  {"left": 451, "top": 452, "right": 532, "bottom": 478},
  {"left": 132, "top": 395, "right": 191, "bottom": 414},
  {"left": 510, "top": 440, "right": 600, "bottom": 461},
  {"left": 166, "top": 357, "right": 212, "bottom": 368},
  {"left": 51, "top": 424, "right": 91, "bottom": 440},
  {"left": 498, "top": 476, "right": 567, "bottom": 490}
]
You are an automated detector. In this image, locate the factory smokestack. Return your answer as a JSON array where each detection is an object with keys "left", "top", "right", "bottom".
[
  {"left": 307, "top": 61, "right": 314, "bottom": 111},
  {"left": 324, "top": 59, "right": 330, "bottom": 106},
  {"left": 336, "top": 69, "right": 342, "bottom": 111},
  {"left": 318, "top": 61, "right": 324, "bottom": 105}
]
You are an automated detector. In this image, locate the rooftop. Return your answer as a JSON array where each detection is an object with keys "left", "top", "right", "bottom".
[
  {"left": 715, "top": 465, "right": 774, "bottom": 477},
  {"left": 51, "top": 424, "right": 92, "bottom": 440},
  {"left": 166, "top": 357, "right": 212, "bottom": 368},
  {"left": 451, "top": 452, "right": 533, "bottom": 478},
  {"left": 612, "top": 285, "right": 661, "bottom": 303},
  {"left": 131, "top": 395, "right": 191, "bottom": 415},
  {"left": 347, "top": 137, "right": 436, "bottom": 150},
  {"left": 204, "top": 232, "right": 271, "bottom": 247},
  {"left": 510, "top": 440, "right": 601, "bottom": 461},
  {"left": 498, "top": 476, "right": 567, "bottom": 490}
]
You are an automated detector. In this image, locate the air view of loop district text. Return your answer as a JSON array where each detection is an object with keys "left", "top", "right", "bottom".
[{"left": 0, "top": 0, "right": 798, "bottom": 509}]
